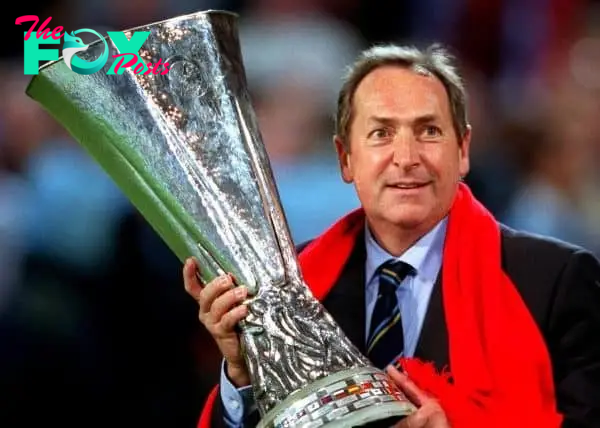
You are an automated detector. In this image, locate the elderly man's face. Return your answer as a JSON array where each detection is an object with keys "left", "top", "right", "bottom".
[{"left": 335, "top": 65, "right": 471, "bottom": 234}]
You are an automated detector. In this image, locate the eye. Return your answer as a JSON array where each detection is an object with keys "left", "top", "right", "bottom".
[
  {"left": 421, "top": 125, "right": 442, "bottom": 138},
  {"left": 368, "top": 127, "right": 393, "bottom": 139}
]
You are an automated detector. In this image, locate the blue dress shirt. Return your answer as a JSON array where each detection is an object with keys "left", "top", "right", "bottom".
[
  {"left": 364, "top": 218, "right": 447, "bottom": 357},
  {"left": 219, "top": 218, "right": 448, "bottom": 427}
]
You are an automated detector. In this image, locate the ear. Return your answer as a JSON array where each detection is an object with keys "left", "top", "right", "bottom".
[
  {"left": 334, "top": 135, "right": 354, "bottom": 183},
  {"left": 458, "top": 125, "right": 472, "bottom": 179}
]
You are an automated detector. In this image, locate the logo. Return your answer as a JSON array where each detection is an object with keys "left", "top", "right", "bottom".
[
  {"left": 62, "top": 29, "right": 108, "bottom": 75},
  {"left": 16, "top": 15, "right": 170, "bottom": 75}
]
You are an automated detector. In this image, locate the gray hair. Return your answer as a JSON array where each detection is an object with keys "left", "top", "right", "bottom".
[{"left": 335, "top": 44, "right": 468, "bottom": 148}]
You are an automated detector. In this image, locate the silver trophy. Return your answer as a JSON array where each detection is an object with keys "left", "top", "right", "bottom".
[{"left": 26, "top": 10, "right": 416, "bottom": 427}]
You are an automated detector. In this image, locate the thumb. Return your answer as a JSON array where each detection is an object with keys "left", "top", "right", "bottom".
[{"left": 386, "top": 365, "right": 429, "bottom": 407}]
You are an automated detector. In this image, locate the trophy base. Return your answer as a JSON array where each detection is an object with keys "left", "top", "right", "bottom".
[{"left": 257, "top": 366, "right": 416, "bottom": 428}]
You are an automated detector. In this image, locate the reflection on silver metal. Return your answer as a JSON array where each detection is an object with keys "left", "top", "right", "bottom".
[{"left": 26, "top": 10, "right": 416, "bottom": 426}]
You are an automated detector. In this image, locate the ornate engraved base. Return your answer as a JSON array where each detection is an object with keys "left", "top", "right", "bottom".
[{"left": 257, "top": 367, "right": 415, "bottom": 428}]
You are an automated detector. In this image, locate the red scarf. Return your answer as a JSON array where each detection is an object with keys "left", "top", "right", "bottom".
[{"left": 199, "top": 183, "right": 562, "bottom": 428}]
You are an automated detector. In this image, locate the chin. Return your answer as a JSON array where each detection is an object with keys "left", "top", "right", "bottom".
[
  {"left": 383, "top": 207, "right": 432, "bottom": 230},
  {"left": 390, "top": 217, "right": 429, "bottom": 230}
]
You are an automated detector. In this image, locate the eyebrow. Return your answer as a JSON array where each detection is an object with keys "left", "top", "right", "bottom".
[
  {"left": 367, "top": 114, "right": 440, "bottom": 126},
  {"left": 367, "top": 116, "right": 397, "bottom": 126},
  {"left": 413, "top": 114, "right": 439, "bottom": 125}
]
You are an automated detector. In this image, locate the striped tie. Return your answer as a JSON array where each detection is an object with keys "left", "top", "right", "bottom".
[{"left": 366, "top": 260, "right": 413, "bottom": 369}]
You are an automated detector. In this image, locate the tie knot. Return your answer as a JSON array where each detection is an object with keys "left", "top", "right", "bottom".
[{"left": 378, "top": 260, "right": 413, "bottom": 290}]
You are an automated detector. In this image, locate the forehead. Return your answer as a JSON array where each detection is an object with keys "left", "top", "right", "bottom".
[{"left": 352, "top": 65, "right": 452, "bottom": 119}]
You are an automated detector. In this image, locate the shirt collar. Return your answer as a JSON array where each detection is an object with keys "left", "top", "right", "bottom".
[{"left": 364, "top": 217, "right": 448, "bottom": 286}]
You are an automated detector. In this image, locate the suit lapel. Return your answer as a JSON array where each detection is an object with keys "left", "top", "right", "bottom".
[
  {"left": 321, "top": 230, "right": 367, "bottom": 354},
  {"left": 414, "top": 271, "right": 450, "bottom": 372}
]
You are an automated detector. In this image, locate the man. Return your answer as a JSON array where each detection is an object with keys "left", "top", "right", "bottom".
[{"left": 183, "top": 44, "right": 600, "bottom": 427}]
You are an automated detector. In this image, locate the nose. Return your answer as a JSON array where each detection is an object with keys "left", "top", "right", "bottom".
[{"left": 391, "top": 131, "right": 420, "bottom": 170}]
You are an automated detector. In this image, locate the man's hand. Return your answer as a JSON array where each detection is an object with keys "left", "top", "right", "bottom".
[
  {"left": 183, "top": 257, "right": 251, "bottom": 388},
  {"left": 386, "top": 366, "right": 450, "bottom": 428}
]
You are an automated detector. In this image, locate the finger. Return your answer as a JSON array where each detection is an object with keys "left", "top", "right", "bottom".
[
  {"left": 198, "top": 274, "right": 234, "bottom": 314},
  {"left": 220, "top": 304, "right": 249, "bottom": 332},
  {"left": 394, "top": 416, "right": 411, "bottom": 428},
  {"left": 183, "top": 257, "right": 204, "bottom": 295},
  {"left": 394, "top": 410, "right": 428, "bottom": 428},
  {"left": 386, "top": 365, "right": 429, "bottom": 406},
  {"left": 183, "top": 258, "right": 203, "bottom": 298},
  {"left": 211, "top": 285, "right": 248, "bottom": 321}
]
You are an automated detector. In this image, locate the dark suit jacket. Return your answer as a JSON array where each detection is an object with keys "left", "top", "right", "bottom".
[{"left": 210, "top": 224, "right": 600, "bottom": 427}]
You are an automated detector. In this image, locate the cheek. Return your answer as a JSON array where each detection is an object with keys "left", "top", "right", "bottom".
[
  {"left": 355, "top": 147, "right": 388, "bottom": 177},
  {"left": 420, "top": 150, "right": 444, "bottom": 179},
  {"left": 423, "top": 146, "right": 460, "bottom": 181},
  {"left": 351, "top": 150, "right": 386, "bottom": 197}
]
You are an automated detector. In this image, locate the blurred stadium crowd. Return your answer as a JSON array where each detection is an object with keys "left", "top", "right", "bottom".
[{"left": 1, "top": 0, "right": 599, "bottom": 426}]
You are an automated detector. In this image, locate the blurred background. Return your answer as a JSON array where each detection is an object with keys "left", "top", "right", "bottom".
[{"left": 1, "top": 0, "right": 600, "bottom": 426}]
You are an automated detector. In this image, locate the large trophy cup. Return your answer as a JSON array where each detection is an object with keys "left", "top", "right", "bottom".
[{"left": 26, "top": 10, "right": 416, "bottom": 427}]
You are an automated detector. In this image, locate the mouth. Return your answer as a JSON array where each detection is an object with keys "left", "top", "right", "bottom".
[{"left": 386, "top": 181, "right": 431, "bottom": 190}]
